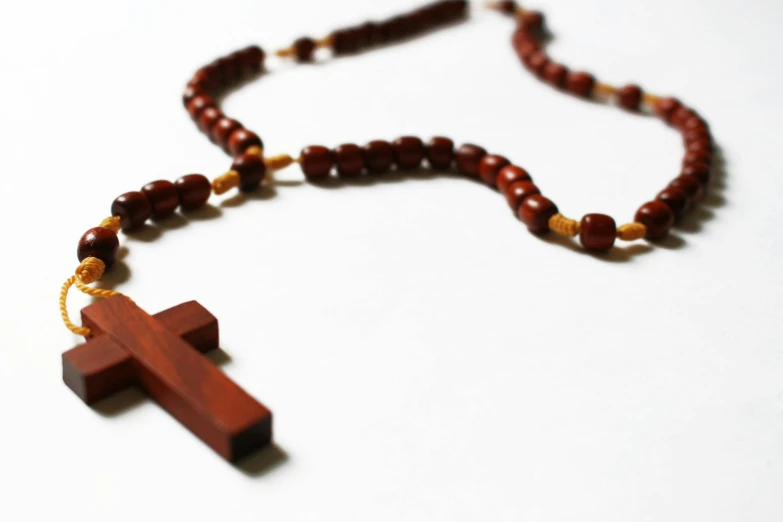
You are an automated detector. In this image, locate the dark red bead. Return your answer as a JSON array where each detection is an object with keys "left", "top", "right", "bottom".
[
  {"left": 212, "top": 118, "right": 243, "bottom": 151},
  {"left": 478, "top": 154, "right": 510, "bottom": 187},
  {"left": 392, "top": 136, "right": 425, "bottom": 170},
  {"left": 669, "top": 174, "right": 705, "bottom": 204},
  {"left": 216, "top": 55, "right": 242, "bottom": 87},
  {"left": 635, "top": 201, "right": 674, "bottom": 240},
  {"left": 565, "top": 72, "right": 594, "bottom": 98},
  {"left": 141, "top": 180, "right": 179, "bottom": 220},
  {"left": 191, "top": 66, "right": 219, "bottom": 92},
  {"left": 300, "top": 145, "right": 333, "bottom": 180},
  {"left": 175, "top": 174, "right": 211, "bottom": 210},
  {"left": 294, "top": 37, "right": 316, "bottom": 62},
  {"left": 683, "top": 149, "right": 712, "bottom": 168},
  {"left": 496, "top": 165, "right": 532, "bottom": 195},
  {"left": 186, "top": 95, "right": 216, "bottom": 120},
  {"left": 617, "top": 84, "right": 642, "bottom": 111},
  {"left": 542, "top": 62, "right": 568, "bottom": 88},
  {"left": 681, "top": 163, "right": 710, "bottom": 185},
  {"left": 231, "top": 153, "right": 267, "bottom": 191},
  {"left": 77, "top": 227, "right": 120, "bottom": 267},
  {"left": 227, "top": 128, "right": 263, "bottom": 156},
  {"left": 197, "top": 107, "right": 222, "bottom": 136},
  {"left": 687, "top": 139, "right": 712, "bottom": 154},
  {"left": 656, "top": 186, "right": 688, "bottom": 221},
  {"left": 426, "top": 137, "right": 454, "bottom": 170},
  {"left": 183, "top": 84, "right": 204, "bottom": 108},
  {"left": 333, "top": 144, "right": 365, "bottom": 177},
  {"left": 498, "top": 0, "right": 517, "bottom": 14},
  {"left": 333, "top": 28, "right": 361, "bottom": 54},
  {"left": 111, "top": 191, "right": 152, "bottom": 232},
  {"left": 579, "top": 214, "right": 616, "bottom": 251},
  {"left": 519, "top": 195, "right": 558, "bottom": 234},
  {"left": 655, "top": 97, "right": 681, "bottom": 123},
  {"left": 363, "top": 140, "right": 394, "bottom": 173},
  {"left": 505, "top": 180, "right": 540, "bottom": 210},
  {"left": 238, "top": 45, "right": 265, "bottom": 76},
  {"left": 521, "top": 11, "right": 544, "bottom": 34},
  {"left": 525, "top": 51, "right": 549, "bottom": 76},
  {"left": 455, "top": 144, "right": 487, "bottom": 177}
]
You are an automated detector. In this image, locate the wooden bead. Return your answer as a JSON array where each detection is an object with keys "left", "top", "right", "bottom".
[
  {"left": 521, "top": 11, "right": 544, "bottom": 35},
  {"left": 681, "top": 163, "right": 710, "bottom": 185},
  {"left": 192, "top": 66, "right": 220, "bottom": 92},
  {"left": 392, "top": 136, "right": 425, "bottom": 170},
  {"left": 141, "top": 180, "right": 179, "bottom": 220},
  {"left": 333, "top": 144, "right": 364, "bottom": 177},
  {"left": 542, "top": 62, "right": 568, "bottom": 88},
  {"left": 518, "top": 195, "right": 558, "bottom": 234},
  {"left": 77, "top": 227, "right": 120, "bottom": 267},
  {"left": 634, "top": 200, "right": 674, "bottom": 240},
  {"left": 363, "top": 140, "right": 394, "bottom": 173},
  {"left": 579, "top": 214, "right": 616, "bottom": 251},
  {"left": 332, "top": 28, "right": 361, "bottom": 55},
  {"left": 498, "top": 0, "right": 517, "bottom": 14},
  {"left": 617, "top": 84, "right": 642, "bottom": 111},
  {"left": 565, "top": 71, "right": 595, "bottom": 98},
  {"left": 656, "top": 186, "right": 688, "bottom": 221},
  {"left": 478, "top": 154, "right": 510, "bottom": 187},
  {"left": 683, "top": 149, "right": 712, "bottom": 168},
  {"left": 655, "top": 97, "right": 681, "bottom": 123},
  {"left": 669, "top": 174, "right": 705, "bottom": 205},
  {"left": 216, "top": 55, "right": 242, "bottom": 87},
  {"left": 197, "top": 107, "right": 222, "bottom": 136},
  {"left": 212, "top": 118, "right": 243, "bottom": 151},
  {"left": 231, "top": 153, "right": 267, "bottom": 192},
  {"left": 426, "top": 137, "right": 454, "bottom": 170},
  {"left": 186, "top": 94, "right": 215, "bottom": 120},
  {"left": 525, "top": 51, "right": 549, "bottom": 76},
  {"left": 111, "top": 191, "right": 152, "bottom": 232},
  {"left": 227, "top": 128, "right": 263, "bottom": 157},
  {"left": 496, "top": 165, "right": 532, "bottom": 195},
  {"left": 294, "top": 37, "right": 316, "bottom": 62},
  {"left": 175, "top": 174, "right": 211, "bottom": 210},
  {"left": 455, "top": 144, "right": 487, "bottom": 176},
  {"left": 183, "top": 84, "right": 204, "bottom": 108},
  {"left": 237, "top": 45, "right": 265, "bottom": 76},
  {"left": 505, "top": 180, "right": 540, "bottom": 210},
  {"left": 300, "top": 145, "right": 333, "bottom": 180}
]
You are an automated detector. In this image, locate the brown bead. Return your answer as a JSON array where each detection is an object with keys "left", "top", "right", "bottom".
[
  {"left": 231, "top": 153, "right": 267, "bottom": 191},
  {"left": 300, "top": 145, "right": 333, "bottom": 180},
  {"left": 681, "top": 163, "right": 710, "bottom": 185},
  {"left": 186, "top": 94, "right": 216, "bottom": 120},
  {"left": 521, "top": 11, "right": 544, "bottom": 34},
  {"left": 175, "top": 174, "right": 212, "bottom": 210},
  {"left": 455, "top": 144, "right": 487, "bottom": 176},
  {"left": 333, "top": 144, "right": 364, "bottom": 177},
  {"left": 617, "top": 84, "right": 642, "bottom": 111},
  {"left": 669, "top": 174, "right": 705, "bottom": 205},
  {"left": 183, "top": 83, "right": 204, "bottom": 107},
  {"left": 227, "top": 128, "right": 263, "bottom": 156},
  {"left": 687, "top": 139, "right": 712, "bottom": 154},
  {"left": 197, "top": 107, "right": 222, "bottom": 136},
  {"left": 634, "top": 200, "right": 674, "bottom": 240},
  {"left": 683, "top": 149, "right": 712, "bottom": 168},
  {"left": 478, "top": 154, "right": 510, "bottom": 187},
  {"left": 655, "top": 97, "right": 681, "bottom": 123},
  {"left": 426, "top": 137, "right": 454, "bottom": 170},
  {"left": 392, "top": 136, "right": 425, "bottom": 170},
  {"left": 579, "top": 214, "right": 616, "bottom": 251},
  {"left": 141, "top": 180, "right": 179, "bottom": 220},
  {"left": 671, "top": 106, "right": 695, "bottom": 128},
  {"left": 518, "top": 195, "right": 558, "bottom": 234},
  {"left": 542, "top": 62, "right": 568, "bottom": 88},
  {"left": 565, "top": 72, "right": 595, "bottom": 98},
  {"left": 525, "top": 51, "right": 549, "bottom": 76},
  {"left": 498, "top": 0, "right": 517, "bottom": 14},
  {"left": 237, "top": 45, "right": 265, "bottom": 76},
  {"left": 191, "top": 66, "right": 219, "bottom": 92},
  {"left": 332, "top": 28, "right": 361, "bottom": 55},
  {"left": 496, "top": 165, "right": 532, "bottom": 195},
  {"left": 505, "top": 180, "right": 540, "bottom": 210},
  {"left": 656, "top": 186, "right": 688, "bottom": 221},
  {"left": 216, "top": 55, "right": 242, "bottom": 87},
  {"left": 363, "top": 140, "right": 394, "bottom": 173},
  {"left": 111, "top": 191, "right": 152, "bottom": 232},
  {"left": 294, "top": 37, "right": 316, "bottom": 62},
  {"left": 77, "top": 227, "right": 120, "bottom": 267},
  {"left": 212, "top": 118, "right": 243, "bottom": 151}
]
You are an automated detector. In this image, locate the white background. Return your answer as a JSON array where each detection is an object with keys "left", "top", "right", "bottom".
[{"left": 1, "top": 0, "right": 782, "bottom": 520}]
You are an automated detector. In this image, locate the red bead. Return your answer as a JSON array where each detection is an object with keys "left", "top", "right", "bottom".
[
  {"left": 579, "top": 214, "right": 616, "bottom": 251},
  {"left": 294, "top": 37, "right": 316, "bottom": 62},
  {"left": 183, "top": 84, "right": 204, "bottom": 108},
  {"left": 656, "top": 186, "right": 688, "bottom": 221},
  {"left": 505, "top": 181, "right": 540, "bottom": 210},
  {"left": 635, "top": 201, "right": 674, "bottom": 240},
  {"left": 617, "top": 84, "right": 642, "bottom": 111},
  {"left": 175, "top": 174, "right": 211, "bottom": 210},
  {"left": 186, "top": 95, "right": 216, "bottom": 120},
  {"left": 141, "top": 180, "right": 179, "bottom": 220},
  {"left": 455, "top": 144, "right": 487, "bottom": 176},
  {"left": 498, "top": 0, "right": 517, "bottom": 14},
  {"left": 77, "top": 227, "right": 120, "bottom": 267},
  {"left": 237, "top": 45, "right": 265, "bottom": 76},
  {"left": 231, "top": 153, "right": 267, "bottom": 191},
  {"left": 392, "top": 136, "right": 425, "bottom": 170},
  {"left": 300, "top": 145, "right": 333, "bottom": 180},
  {"left": 542, "top": 62, "right": 568, "bottom": 88},
  {"left": 683, "top": 149, "right": 712, "bottom": 168},
  {"left": 565, "top": 72, "right": 594, "bottom": 98},
  {"left": 197, "top": 107, "right": 222, "bottom": 136},
  {"left": 681, "top": 163, "right": 710, "bottom": 185},
  {"left": 426, "top": 137, "right": 454, "bottom": 170},
  {"left": 227, "top": 128, "right": 263, "bottom": 156},
  {"left": 525, "top": 51, "right": 549, "bottom": 76},
  {"left": 212, "top": 118, "right": 243, "bottom": 151},
  {"left": 111, "top": 191, "right": 152, "bottom": 232},
  {"left": 518, "top": 195, "right": 558, "bottom": 234},
  {"left": 687, "top": 139, "right": 712, "bottom": 154},
  {"left": 333, "top": 144, "right": 364, "bottom": 177},
  {"left": 669, "top": 174, "right": 705, "bottom": 205},
  {"left": 521, "top": 11, "right": 544, "bottom": 34},
  {"left": 216, "top": 55, "right": 242, "bottom": 87},
  {"left": 496, "top": 165, "right": 532, "bottom": 194},
  {"left": 478, "top": 154, "right": 510, "bottom": 187},
  {"left": 655, "top": 97, "right": 681, "bottom": 123},
  {"left": 363, "top": 140, "right": 394, "bottom": 173}
]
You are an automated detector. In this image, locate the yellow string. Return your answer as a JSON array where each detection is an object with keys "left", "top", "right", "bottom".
[
  {"left": 548, "top": 213, "right": 580, "bottom": 237},
  {"left": 617, "top": 222, "right": 647, "bottom": 241},
  {"left": 212, "top": 170, "right": 240, "bottom": 195},
  {"left": 100, "top": 216, "right": 121, "bottom": 234}
]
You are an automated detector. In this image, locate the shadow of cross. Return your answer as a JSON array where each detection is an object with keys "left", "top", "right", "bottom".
[{"left": 61, "top": 295, "right": 272, "bottom": 462}]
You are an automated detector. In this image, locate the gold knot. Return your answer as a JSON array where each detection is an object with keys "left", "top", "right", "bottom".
[
  {"left": 75, "top": 257, "right": 106, "bottom": 285},
  {"left": 548, "top": 213, "right": 581, "bottom": 237}
]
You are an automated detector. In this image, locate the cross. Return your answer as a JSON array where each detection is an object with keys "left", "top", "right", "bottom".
[{"left": 62, "top": 295, "right": 273, "bottom": 462}]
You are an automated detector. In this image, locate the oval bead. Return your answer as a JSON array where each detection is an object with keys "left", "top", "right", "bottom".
[
  {"left": 175, "top": 174, "right": 211, "bottom": 210},
  {"left": 542, "top": 62, "right": 568, "bottom": 88},
  {"left": 392, "top": 136, "right": 425, "bottom": 170},
  {"left": 186, "top": 94, "right": 215, "bottom": 120},
  {"left": 505, "top": 180, "right": 540, "bottom": 210},
  {"left": 77, "top": 227, "right": 120, "bottom": 267},
  {"left": 212, "top": 118, "right": 243, "bottom": 151},
  {"left": 426, "top": 137, "right": 454, "bottom": 170},
  {"left": 518, "top": 195, "right": 558, "bottom": 234},
  {"left": 197, "top": 107, "right": 222, "bottom": 136},
  {"left": 681, "top": 163, "right": 710, "bottom": 185},
  {"left": 300, "top": 145, "right": 333, "bottom": 180},
  {"left": 496, "top": 165, "right": 532, "bottom": 195},
  {"left": 363, "top": 140, "right": 394, "bottom": 173},
  {"left": 478, "top": 154, "right": 510, "bottom": 187},
  {"left": 227, "top": 128, "right": 263, "bottom": 156},
  {"left": 655, "top": 97, "right": 681, "bottom": 123},
  {"left": 141, "top": 180, "right": 179, "bottom": 220},
  {"left": 111, "top": 191, "right": 152, "bottom": 232},
  {"left": 634, "top": 201, "right": 674, "bottom": 240},
  {"left": 669, "top": 174, "right": 705, "bottom": 205},
  {"left": 294, "top": 37, "right": 316, "bottom": 62},
  {"left": 617, "top": 84, "right": 642, "bottom": 111},
  {"left": 455, "top": 144, "right": 487, "bottom": 177},
  {"left": 565, "top": 71, "right": 594, "bottom": 98},
  {"left": 579, "top": 213, "right": 616, "bottom": 251},
  {"left": 656, "top": 186, "right": 688, "bottom": 221},
  {"left": 334, "top": 144, "right": 365, "bottom": 177},
  {"left": 231, "top": 153, "right": 267, "bottom": 192}
]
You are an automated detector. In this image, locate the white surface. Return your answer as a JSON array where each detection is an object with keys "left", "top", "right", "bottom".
[{"left": 1, "top": 0, "right": 782, "bottom": 520}]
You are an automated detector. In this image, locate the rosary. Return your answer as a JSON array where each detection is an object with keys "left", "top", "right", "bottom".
[{"left": 58, "top": 1, "right": 713, "bottom": 463}]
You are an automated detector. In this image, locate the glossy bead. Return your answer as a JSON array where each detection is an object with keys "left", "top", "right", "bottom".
[
  {"left": 183, "top": 84, "right": 204, "bottom": 107},
  {"left": 392, "top": 136, "right": 425, "bottom": 170},
  {"left": 186, "top": 94, "right": 216, "bottom": 120},
  {"left": 505, "top": 180, "right": 540, "bottom": 210},
  {"left": 111, "top": 191, "right": 152, "bottom": 232},
  {"left": 77, "top": 227, "right": 120, "bottom": 267},
  {"left": 294, "top": 37, "right": 316, "bottom": 62},
  {"left": 455, "top": 144, "right": 487, "bottom": 176},
  {"left": 518, "top": 195, "right": 558, "bottom": 234},
  {"left": 496, "top": 165, "right": 532, "bottom": 194},
  {"left": 197, "top": 107, "right": 222, "bottom": 136},
  {"left": 542, "top": 62, "right": 568, "bottom": 88},
  {"left": 141, "top": 180, "right": 179, "bottom": 220},
  {"left": 656, "top": 186, "right": 688, "bottom": 221},
  {"left": 363, "top": 140, "right": 394, "bottom": 173},
  {"left": 333, "top": 144, "right": 364, "bottom": 177},
  {"left": 669, "top": 174, "right": 705, "bottom": 204},
  {"left": 300, "top": 145, "right": 333, "bottom": 180},
  {"left": 231, "top": 153, "right": 267, "bottom": 191},
  {"left": 478, "top": 154, "right": 510, "bottom": 187},
  {"left": 617, "top": 84, "right": 642, "bottom": 111},
  {"left": 681, "top": 163, "right": 710, "bottom": 185},
  {"left": 426, "top": 137, "right": 454, "bottom": 170},
  {"left": 655, "top": 97, "right": 681, "bottom": 123},
  {"left": 634, "top": 201, "right": 674, "bottom": 240},
  {"left": 227, "top": 128, "right": 263, "bottom": 156},
  {"left": 238, "top": 45, "right": 265, "bottom": 76},
  {"left": 683, "top": 149, "right": 712, "bottom": 168},
  {"left": 565, "top": 72, "right": 594, "bottom": 98},
  {"left": 175, "top": 174, "right": 211, "bottom": 210},
  {"left": 212, "top": 118, "right": 243, "bottom": 151},
  {"left": 579, "top": 214, "right": 616, "bottom": 251}
]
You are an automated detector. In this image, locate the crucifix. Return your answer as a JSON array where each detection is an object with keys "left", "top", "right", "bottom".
[{"left": 62, "top": 295, "right": 273, "bottom": 462}]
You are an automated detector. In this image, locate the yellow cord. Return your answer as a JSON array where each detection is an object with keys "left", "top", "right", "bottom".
[
  {"left": 548, "top": 213, "right": 580, "bottom": 237},
  {"left": 617, "top": 222, "right": 647, "bottom": 241}
]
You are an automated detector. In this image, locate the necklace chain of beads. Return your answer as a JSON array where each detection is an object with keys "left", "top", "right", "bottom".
[{"left": 60, "top": 0, "right": 714, "bottom": 335}]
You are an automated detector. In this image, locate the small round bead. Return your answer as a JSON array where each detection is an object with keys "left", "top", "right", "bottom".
[
  {"left": 175, "top": 174, "right": 211, "bottom": 210},
  {"left": 478, "top": 154, "right": 510, "bottom": 187},
  {"left": 197, "top": 107, "right": 222, "bottom": 136},
  {"left": 186, "top": 94, "right": 215, "bottom": 120},
  {"left": 542, "top": 62, "right": 568, "bottom": 88},
  {"left": 111, "top": 191, "right": 152, "bottom": 232},
  {"left": 231, "top": 153, "right": 267, "bottom": 192},
  {"left": 579, "top": 214, "right": 617, "bottom": 251},
  {"left": 141, "top": 180, "right": 179, "bottom": 220},
  {"left": 565, "top": 72, "right": 595, "bottom": 98},
  {"left": 183, "top": 84, "right": 204, "bottom": 107},
  {"left": 681, "top": 163, "right": 710, "bottom": 185},
  {"left": 294, "top": 37, "right": 316, "bottom": 62},
  {"left": 505, "top": 180, "right": 540, "bottom": 210},
  {"left": 300, "top": 145, "right": 333, "bottom": 180},
  {"left": 77, "top": 227, "right": 120, "bottom": 267},
  {"left": 683, "top": 149, "right": 712, "bottom": 168},
  {"left": 392, "top": 136, "right": 425, "bottom": 170},
  {"left": 216, "top": 55, "right": 242, "bottom": 87},
  {"left": 634, "top": 201, "right": 674, "bottom": 240},
  {"left": 363, "top": 140, "right": 394, "bottom": 173},
  {"left": 455, "top": 144, "right": 487, "bottom": 177},
  {"left": 496, "top": 165, "right": 532, "bottom": 194},
  {"left": 617, "top": 84, "right": 642, "bottom": 111},
  {"left": 655, "top": 97, "right": 681, "bottom": 123},
  {"left": 669, "top": 174, "right": 705, "bottom": 205},
  {"left": 227, "top": 128, "right": 263, "bottom": 156},
  {"left": 521, "top": 11, "right": 544, "bottom": 34},
  {"left": 687, "top": 139, "right": 712, "bottom": 154},
  {"left": 333, "top": 144, "right": 364, "bottom": 177},
  {"left": 426, "top": 137, "right": 454, "bottom": 170},
  {"left": 525, "top": 51, "right": 549, "bottom": 76},
  {"left": 656, "top": 186, "right": 688, "bottom": 221},
  {"left": 519, "top": 195, "right": 558, "bottom": 234},
  {"left": 212, "top": 118, "right": 243, "bottom": 151},
  {"left": 238, "top": 45, "right": 265, "bottom": 76}
]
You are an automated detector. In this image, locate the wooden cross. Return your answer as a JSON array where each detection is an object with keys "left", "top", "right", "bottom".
[{"left": 62, "top": 295, "right": 272, "bottom": 462}]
